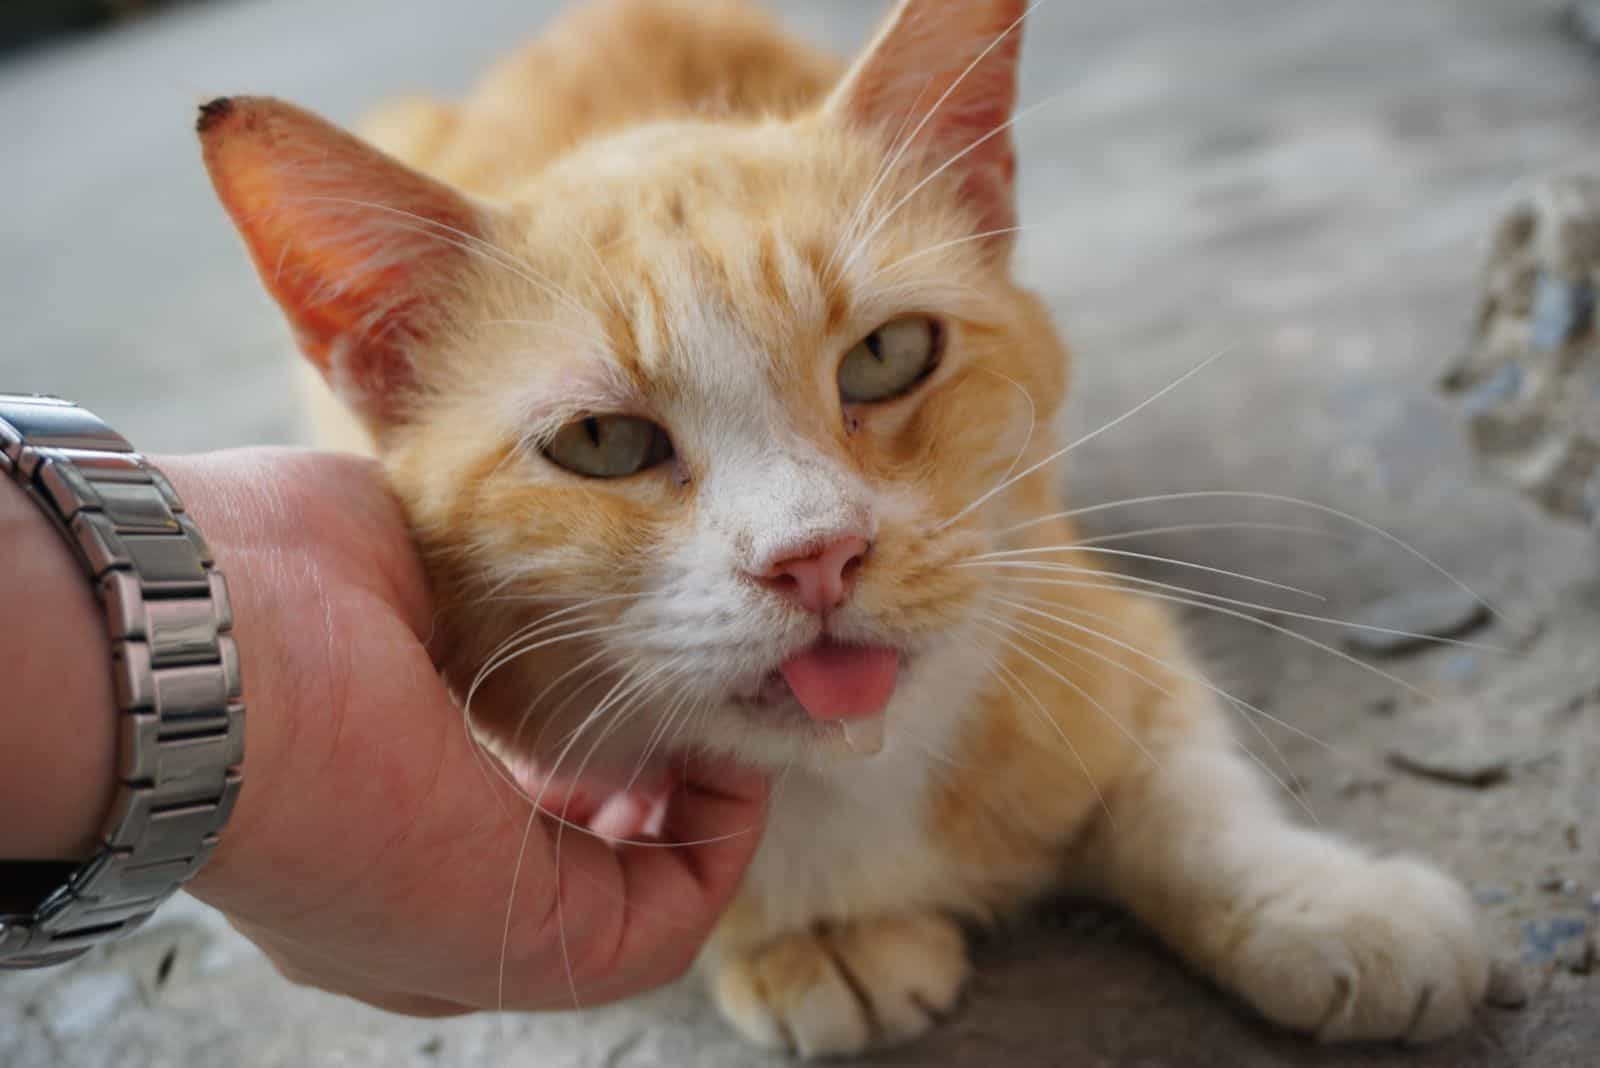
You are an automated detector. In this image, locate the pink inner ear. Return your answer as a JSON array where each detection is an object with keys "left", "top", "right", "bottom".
[
  {"left": 198, "top": 96, "right": 486, "bottom": 426},
  {"left": 831, "top": 0, "right": 1026, "bottom": 237}
]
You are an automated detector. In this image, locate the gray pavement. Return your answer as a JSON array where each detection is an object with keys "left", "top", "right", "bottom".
[{"left": 2, "top": 0, "right": 1598, "bottom": 1065}]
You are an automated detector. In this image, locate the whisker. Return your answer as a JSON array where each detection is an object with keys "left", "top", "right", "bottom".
[
  {"left": 297, "top": 196, "right": 605, "bottom": 333},
  {"left": 967, "top": 545, "right": 1326, "bottom": 601},
  {"left": 1000, "top": 490, "right": 1504, "bottom": 624},
  {"left": 842, "top": 0, "right": 1050, "bottom": 273},
  {"left": 504, "top": 658, "right": 666, "bottom": 1012},
  {"left": 990, "top": 593, "right": 1348, "bottom": 760},
  {"left": 833, "top": 1, "right": 1043, "bottom": 281},
  {"left": 980, "top": 651, "right": 1115, "bottom": 827},
  {"left": 868, "top": 226, "right": 1035, "bottom": 280},
  {"left": 511, "top": 647, "right": 620, "bottom": 756},
  {"left": 992, "top": 598, "right": 1319, "bottom": 825},
  {"left": 463, "top": 607, "right": 636, "bottom": 806},
  {"left": 978, "top": 615, "right": 1163, "bottom": 770},
  {"left": 972, "top": 365, "right": 1039, "bottom": 493},
  {"left": 965, "top": 561, "right": 1506, "bottom": 655},
  {"left": 847, "top": 89, "right": 1069, "bottom": 272},
  {"left": 996, "top": 575, "right": 1437, "bottom": 703},
  {"left": 936, "top": 346, "right": 1237, "bottom": 532},
  {"left": 1072, "top": 520, "right": 1353, "bottom": 548},
  {"left": 622, "top": 676, "right": 700, "bottom": 796},
  {"left": 826, "top": 76, "right": 936, "bottom": 285}
]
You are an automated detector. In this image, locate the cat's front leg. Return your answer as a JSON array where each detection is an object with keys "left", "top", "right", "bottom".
[
  {"left": 1084, "top": 690, "right": 1489, "bottom": 1043},
  {"left": 709, "top": 910, "right": 970, "bottom": 1058}
]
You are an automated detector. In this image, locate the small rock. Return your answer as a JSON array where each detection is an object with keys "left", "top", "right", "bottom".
[
  {"left": 1335, "top": 772, "right": 1388, "bottom": 797},
  {"left": 1530, "top": 270, "right": 1595, "bottom": 352},
  {"left": 1522, "top": 916, "right": 1590, "bottom": 964},
  {"left": 1346, "top": 589, "right": 1490, "bottom": 657},
  {"left": 420, "top": 1036, "right": 444, "bottom": 1057},
  {"left": 1440, "top": 171, "right": 1600, "bottom": 529},
  {"left": 1568, "top": 824, "right": 1583, "bottom": 852},
  {"left": 1485, "top": 959, "right": 1529, "bottom": 1008},
  {"left": 1386, "top": 744, "right": 1510, "bottom": 789},
  {"left": 1369, "top": 695, "right": 1398, "bottom": 717},
  {"left": 1472, "top": 884, "right": 1512, "bottom": 907},
  {"left": 1539, "top": 873, "right": 1575, "bottom": 894},
  {"left": 1570, "top": 930, "right": 1597, "bottom": 976}
]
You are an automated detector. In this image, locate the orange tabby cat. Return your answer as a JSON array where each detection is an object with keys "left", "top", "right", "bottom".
[{"left": 199, "top": 0, "right": 1488, "bottom": 1056}]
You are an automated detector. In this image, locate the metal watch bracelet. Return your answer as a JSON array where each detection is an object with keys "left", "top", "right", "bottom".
[{"left": 0, "top": 394, "right": 243, "bottom": 968}]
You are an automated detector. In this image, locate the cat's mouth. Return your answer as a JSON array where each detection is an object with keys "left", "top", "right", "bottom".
[{"left": 732, "top": 638, "right": 903, "bottom": 756}]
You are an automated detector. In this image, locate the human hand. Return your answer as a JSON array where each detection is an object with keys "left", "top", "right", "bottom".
[{"left": 156, "top": 449, "right": 767, "bottom": 1014}]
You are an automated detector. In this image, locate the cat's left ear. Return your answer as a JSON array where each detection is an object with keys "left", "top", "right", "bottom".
[
  {"left": 198, "top": 95, "right": 496, "bottom": 431},
  {"left": 826, "top": 0, "right": 1026, "bottom": 244}
]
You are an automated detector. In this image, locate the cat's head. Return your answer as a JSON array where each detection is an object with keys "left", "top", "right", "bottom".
[{"left": 201, "top": 0, "right": 1069, "bottom": 782}]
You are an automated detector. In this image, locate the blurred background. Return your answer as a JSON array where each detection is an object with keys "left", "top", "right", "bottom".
[{"left": 2, "top": 1, "right": 1598, "bottom": 1065}]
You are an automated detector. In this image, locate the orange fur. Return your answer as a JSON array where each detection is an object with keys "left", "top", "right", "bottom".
[{"left": 200, "top": 0, "right": 1487, "bottom": 1056}]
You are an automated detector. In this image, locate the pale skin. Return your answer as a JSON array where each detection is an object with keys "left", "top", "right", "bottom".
[{"left": 0, "top": 449, "right": 767, "bottom": 1014}]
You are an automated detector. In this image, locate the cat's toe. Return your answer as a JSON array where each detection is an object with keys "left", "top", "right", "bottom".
[
  {"left": 712, "top": 913, "right": 969, "bottom": 1058},
  {"left": 1224, "top": 855, "right": 1488, "bottom": 1043}
]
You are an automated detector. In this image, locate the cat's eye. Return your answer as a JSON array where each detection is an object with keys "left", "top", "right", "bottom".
[
  {"left": 543, "top": 415, "right": 674, "bottom": 479},
  {"left": 838, "top": 315, "right": 943, "bottom": 405}
]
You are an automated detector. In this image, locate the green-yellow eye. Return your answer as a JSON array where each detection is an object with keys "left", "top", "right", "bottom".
[
  {"left": 838, "top": 315, "right": 943, "bottom": 404},
  {"left": 543, "top": 415, "right": 674, "bottom": 479}
]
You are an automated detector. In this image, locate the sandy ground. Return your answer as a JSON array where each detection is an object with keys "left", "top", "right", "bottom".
[{"left": 1, "top": 0, "right": 1597, "bottom": 1065}]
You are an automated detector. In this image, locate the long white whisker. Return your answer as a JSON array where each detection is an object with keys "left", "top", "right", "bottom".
[
  {"left": 869, "top": 226, "right": 1034, "bottom": 279},
  {"left": 507, "top": 661, "right": 653, "bottom": 1012},
  {"left": 937, "top": 347, "right": 1237, "bottom": 532},
  {"left": 973, "top": 365, "right": 1039, "bottom": 492},
  {"left": 990, "top": 593, "right": 1347, "bottom": 759},
  {"left": 826, "top": 76, "right": 936, "bottom": 285},
  {"left": 968, "top": 544, "right": 1325, "bottom": 601},
  {"left": 842, "top": 0, "right": 1047, "bottom": 272},
  {"left": 848, "top": 90, "right": 1067, "bottom": 271},
  {"left": 993, "top": 600, "right": 1319, "bottom": 825},
  {"left": 298, "top": 196, "right": 604, "bottom": 333},
  {"left": 995, "top": 577, "right": 1437, "bottom": 702},
  {"left": 981, "top": 652, "right": 1114, "bottom": 827},
  {"left": 1072, "top": 521, "right": 1353, "bottom": 548},
  {"left": 965, "top": 561, "right": 1504, "bottom": 654},
  {"left": 1001, "top": 490, "right": 1503, "bottom": 623},
  {"left": 978, "top": 616, "right": 1163, "bottom": 770}
]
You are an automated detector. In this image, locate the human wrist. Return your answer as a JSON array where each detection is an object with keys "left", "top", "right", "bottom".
[{"left": 0, "top": 475, "right": 117, "bottom": 860}]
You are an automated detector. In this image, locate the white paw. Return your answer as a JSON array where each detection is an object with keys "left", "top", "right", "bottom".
[
  {"left": 1222, "top": 854, "right": 1489, "bottom": 1043},
  {"left": 712, "top": 913, "right": 969, "bottom": 1058}
]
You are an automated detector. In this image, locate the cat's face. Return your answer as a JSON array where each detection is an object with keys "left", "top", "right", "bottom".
[{"left": 202, "top": 0, "right": 1062, "bottom": 780}]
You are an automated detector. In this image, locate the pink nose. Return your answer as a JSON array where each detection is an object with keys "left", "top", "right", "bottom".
[{"left": 758, "top": 535, "right": 870, "bottom": 615}]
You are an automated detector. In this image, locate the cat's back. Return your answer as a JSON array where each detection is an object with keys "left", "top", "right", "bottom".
[{"left": 362, "top": 0, "right": 843, "bottom": 198}]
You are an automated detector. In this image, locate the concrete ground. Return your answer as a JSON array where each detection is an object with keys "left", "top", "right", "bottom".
[{"left": 2, "top": 0, "right": 1598, "bottom": 1064}]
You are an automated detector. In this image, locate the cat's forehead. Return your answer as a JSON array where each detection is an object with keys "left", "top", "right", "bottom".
[{"left": 489, "top": 120, "right": 987, "bottom": 426}]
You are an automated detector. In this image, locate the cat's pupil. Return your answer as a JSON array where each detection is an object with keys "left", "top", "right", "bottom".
[
  {"left": 584, "top": 417, "right": 603, "bottom": 447},
  {"left": 865, "top": 332, "right": 884, "bottom": 361}
]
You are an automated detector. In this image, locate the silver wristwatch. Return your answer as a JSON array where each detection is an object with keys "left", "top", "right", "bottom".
[{"left": 0, "top": 394, "right": 243, "bottom": 968}]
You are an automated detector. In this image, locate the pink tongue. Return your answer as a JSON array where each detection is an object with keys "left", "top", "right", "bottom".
[{"left": 779, "top": 642, "right": 899, "bottom": 721}]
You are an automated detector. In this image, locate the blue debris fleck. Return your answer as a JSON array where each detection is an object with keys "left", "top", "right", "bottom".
[
  {"left": 1530, "top": 271, "right": 1594, "bottom": 353},
  {"left": 1521, "top": 916, "right": 1590, "bottom": 964}
]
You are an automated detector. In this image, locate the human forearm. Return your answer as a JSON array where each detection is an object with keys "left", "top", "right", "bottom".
[{"left": 0, "top": 476, "right": 117, "bottom": 860}]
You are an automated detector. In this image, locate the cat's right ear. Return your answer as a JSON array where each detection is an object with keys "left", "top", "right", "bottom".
[
  {"left": 826, "top": 0, "right": 1026, "bottom": 244},
  {"left": 197, "top": 96, "right": 491, "bottom": 430}
]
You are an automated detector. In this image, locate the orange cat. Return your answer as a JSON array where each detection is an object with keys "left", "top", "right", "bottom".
[{"left": 199, "top": 0, "right": 1488, "bottom": 1056}]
